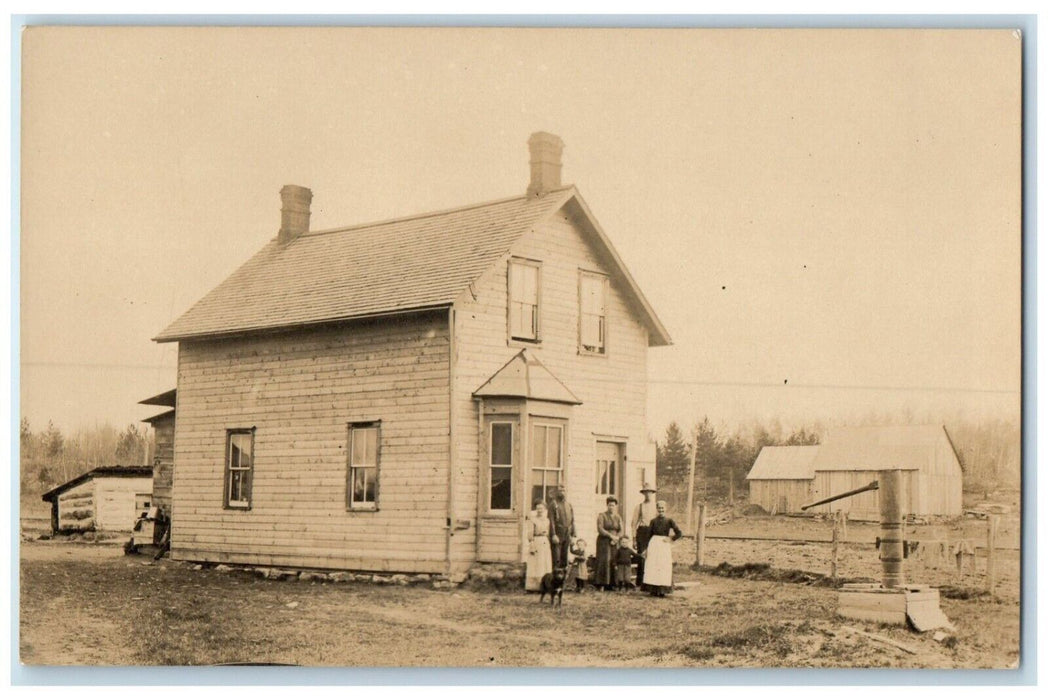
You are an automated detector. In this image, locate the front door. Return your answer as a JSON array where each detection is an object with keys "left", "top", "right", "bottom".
[{"left": 595, "top": 441, "right": 623, "bottom": 519}]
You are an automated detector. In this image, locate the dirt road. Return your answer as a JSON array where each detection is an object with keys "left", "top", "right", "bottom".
[{"left": 19, "top": 540, "right": 1019, "bottom": 668}]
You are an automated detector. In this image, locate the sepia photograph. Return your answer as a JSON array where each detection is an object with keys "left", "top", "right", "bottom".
[{"left": 16, "top": 24, "right": 1024, "bottom": 671}]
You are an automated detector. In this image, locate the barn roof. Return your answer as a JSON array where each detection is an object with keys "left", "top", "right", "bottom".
[
  {"left": 154, "top": 187, "right": 671, "bottom": 346},
  {"left": 746, "top": 446, "right": 820, "bottom": 480},
  {"left": 810, "top": 425, "right": 955, "bottom": 473},
  {"left": 41, "top": 466, "right": 153, "bottom": 502},
  {"left": 472, "top": 349, "right": 582, "bottom": 405}
]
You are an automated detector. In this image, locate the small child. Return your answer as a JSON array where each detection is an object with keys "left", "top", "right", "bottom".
[
  {"left": 615, "top": 535, "right": 638, "bottom": 592},
  {"left": 566, "top": 539, "right": 589, "bottom": 592}
]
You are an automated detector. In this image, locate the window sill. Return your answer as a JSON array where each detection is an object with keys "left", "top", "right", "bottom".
[
  {"left": 224, "top": 503, "right": 251, "bottom": 511},
  {"left": 578, "top": 347, "right": 607, "bottom": 358},
  {"left": 347, "top": 506, "right": 379, "bottom": 513},
  {"left": 482, "top": 512, "right": 519, "bottom": 520},
  {"left": 508, "top": 337, "right": 542, "bottom": 349}
]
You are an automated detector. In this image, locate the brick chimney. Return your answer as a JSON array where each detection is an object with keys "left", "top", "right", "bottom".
[
  {"left": 527, "top": 132, "right": 564, "bottom": 197},
  {"left": 278, "top": 185, "right": 313, "bottom": 244}
]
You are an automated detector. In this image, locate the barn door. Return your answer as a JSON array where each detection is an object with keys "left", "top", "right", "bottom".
[{"left": 595, "top": 441, "right": 624, "bottom": 518}]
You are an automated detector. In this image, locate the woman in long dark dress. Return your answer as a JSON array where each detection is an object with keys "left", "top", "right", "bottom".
[
  {"left": 642, "top": 500, "right": 683, "bottom": 597},
  {"left": 595, "top": 496, "right": 623, "bottom": 591}
]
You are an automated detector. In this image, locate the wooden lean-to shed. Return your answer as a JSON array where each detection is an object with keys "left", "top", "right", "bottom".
[
  {"left": 152, "top": 133, "right": 671, "bottom": 575},
  {"left": 808, "top": 425, "right": 964, "bottom": 521},
  {"left": 41, "top": 466, "right": 153, "bottom": 535},
  {"left": 745, "top": 445, "right": 819, "bottom": 514},
  {"left": 140, "top": 388, "right": 176, "bottom": 516}
]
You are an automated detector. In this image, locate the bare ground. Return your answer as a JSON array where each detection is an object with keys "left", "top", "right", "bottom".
[{"left": 19, "top": 526, "right": 1020, "bottom": 668}]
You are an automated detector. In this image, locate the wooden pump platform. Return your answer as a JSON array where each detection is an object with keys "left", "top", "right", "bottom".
[{"left": 802, "top": 469, "right": 953, "bottom": 631}]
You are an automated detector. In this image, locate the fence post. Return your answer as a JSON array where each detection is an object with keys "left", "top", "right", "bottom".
[
  {"left": 686, "top": 434, "right": 698, "bottom": 533},
  {"left": 987, "top": 514, "right": 999, "bottom": 596},
  {"left": 694, "top": 502, "right": 707, "bottom": 569},
  {"left": 830, "top": 510, "right": 841, "bottom": 582}
]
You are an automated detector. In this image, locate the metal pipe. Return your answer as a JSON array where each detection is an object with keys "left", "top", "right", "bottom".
[{"left": 800, "top": 480, "right": 879, "bottom": 511}]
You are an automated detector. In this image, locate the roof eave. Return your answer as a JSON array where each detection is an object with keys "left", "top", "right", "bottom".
[
  {"left": 472, "top": 392, "right": 582, "bottom": 406},
  {"left": 153, "top": 302, "right": 455, "bottom": 344}
]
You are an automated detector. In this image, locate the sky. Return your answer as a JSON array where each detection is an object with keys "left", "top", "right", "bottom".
[{"left": 18, "top": 27, "right": 1022, "bottom": 438}]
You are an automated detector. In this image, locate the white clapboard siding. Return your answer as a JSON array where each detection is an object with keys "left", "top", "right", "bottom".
[
  {"left": 94, "top": 476, "right": 154, "bottom": 531},
  {"left": 453, "top": 210, "right": 654, "bottom": 562},
  {"left": 172, "top": 312, "right": 451, "bottom": 573}
]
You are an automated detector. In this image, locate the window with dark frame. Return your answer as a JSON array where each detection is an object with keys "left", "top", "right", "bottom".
[
  {"left": 224, "top": 429, "right": 254, "bottom": 509},
  {"left": 489, "top": 422, "right": 514, "bottom": 511},
  {"left": 509, "top": 259, "right": 541, "bottom": 342},
  {"left": 529, "top": 423, "right": 563, "bottom": 508},
  {"left": 348, "top": 422, "right": 380, "bottom": 510},
  {"left": 579, "top": 271, "right": 608, "bottom": 354}
]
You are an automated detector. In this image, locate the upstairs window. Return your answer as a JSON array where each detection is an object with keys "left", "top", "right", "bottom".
[
  {"left": 224, "top": 429, "right": 254, "bottom": 509},
  {"left": 348, "top": 422, "right": 380, "bottom": 510},
  {"left": 509, "top": 259, "right": 541, "bottom": 342},
  {"left": 579, "top": 271, "right": 608, "bottom": 354}
]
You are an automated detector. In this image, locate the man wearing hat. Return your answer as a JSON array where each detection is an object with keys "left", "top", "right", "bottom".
[
  {"left": 547, "top": 485, "right": 576, "bottom": 569},
  {"left": 631, "top": 482, "right": 659, "bottom": 590}
]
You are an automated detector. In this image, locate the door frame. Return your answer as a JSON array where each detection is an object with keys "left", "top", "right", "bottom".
[{"left": 593, "top": 438, "right": 626, "bottom": 520}]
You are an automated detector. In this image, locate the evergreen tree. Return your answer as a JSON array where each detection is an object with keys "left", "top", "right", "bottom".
[
  {"left": 43, "top": 421, "right": 64, "bottom": 459},
  {"left": 656, "top": 421, "right": 691, "bottom": 482},
  {"left": 115, "top": 424, "right": 146, "bottom": 464}
]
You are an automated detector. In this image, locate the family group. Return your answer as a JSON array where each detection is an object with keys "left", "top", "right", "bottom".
[{"left": 525, "top": 483, "right": 683, "bottom": 597}]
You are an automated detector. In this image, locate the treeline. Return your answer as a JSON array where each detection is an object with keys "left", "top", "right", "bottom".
[
  {"left": 20, "top": 418, "right": 153, "bottom": 496},
  {"left": 655, "top": 414, "right": 1021, "bottom": 507},
  {"left": 656, "top": 417, "right": 821, "bottom": 507}
]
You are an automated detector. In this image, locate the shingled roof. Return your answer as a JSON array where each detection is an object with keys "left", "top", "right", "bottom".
[
  {"left": 156, "top": 188, "right": 569, "bottom": 341},
  {"left": 155, "top": 185, "right": 671, "bottom": 346},
  {"left": 746, "top": 445, "right": 820, "bottom": 480},
  {"left": 810, "top": 425, "right": 957, "bottom": 472}
]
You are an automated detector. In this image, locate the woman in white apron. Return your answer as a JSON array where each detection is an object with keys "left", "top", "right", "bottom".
[
  {"left": 525, "top": 501, "right": 554, "bottom": 591},
  {"left": 642, "top": 500, "right": 683, "bottom": 597}
]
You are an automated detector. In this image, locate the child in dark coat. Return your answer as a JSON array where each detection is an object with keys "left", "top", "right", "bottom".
[{"left": 615, "top": 535, "right": 638, "bottom": 592}]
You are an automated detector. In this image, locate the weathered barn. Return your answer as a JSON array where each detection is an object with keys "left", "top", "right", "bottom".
[
  {"left": 745, "top": 425, "right": 964, "bottom": 520},
  {"left": 41, "top": 466, "right": 153, "bottom": 534},
  {"left": 745, "top": 445, "right": 819, "bottom": 514},
  {"left": 808, "top": 425, "right": 964, "bottom": 520},
  {"left": 153, "top": 133, "right": 670, "bottom": 574}
]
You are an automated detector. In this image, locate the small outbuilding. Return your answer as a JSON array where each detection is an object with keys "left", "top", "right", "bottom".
[
  {"left": 41, "top": 466, "right": 153, "bottom": 535},
  {"left": 746, "top": 445, "right": 819, "bottom": 514},
  {"left": 745, "top": 425, "right": 964, "bottom": 520}
]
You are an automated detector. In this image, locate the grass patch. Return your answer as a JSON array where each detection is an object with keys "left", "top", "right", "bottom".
[
  {"left": 710, "top": 623, "right": 794, "bottom": 656},
  {"left": 938, "top": 585, "right": 990, "bottom": 600},
  {"left": 677, "top": 643, "right": 716, "bottom": 661},
  {"left": 704, "top": 561, "right": 846, "bottom": 587}
]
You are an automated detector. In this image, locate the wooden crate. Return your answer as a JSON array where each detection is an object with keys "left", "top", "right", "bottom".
[{"left": 837, "top": 583, "right": 952, "bottom": 631}]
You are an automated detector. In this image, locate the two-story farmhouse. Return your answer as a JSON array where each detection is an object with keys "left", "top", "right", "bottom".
[{"left": 154, "top": 133, "right": 671, "bottom": 574}]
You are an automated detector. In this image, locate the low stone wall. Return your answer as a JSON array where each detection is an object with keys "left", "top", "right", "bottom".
[
  {"left": 176, "top": 560, "right": 527, "bottom": 590},
  {"left": 466, "top": 562, "right": 525, "bottom": 585}
]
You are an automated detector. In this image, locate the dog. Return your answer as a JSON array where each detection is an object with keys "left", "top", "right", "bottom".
[{"left": 539, "top": 567, "right": 566, "bottom": 608}]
